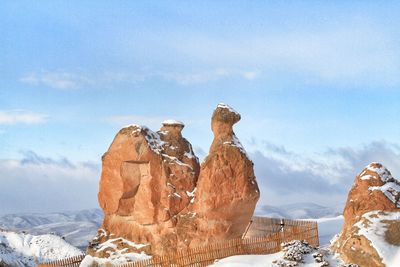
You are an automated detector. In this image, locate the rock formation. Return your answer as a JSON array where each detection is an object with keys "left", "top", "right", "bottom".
[
  {"left": 178, "top": 103, "right": 260, "bottom": 248},
  {"left": 87, "top": 104, "right": 259, "bottom": 262},
  {"left": 332, "top": 162, "right": 400, "bottom": 267},
  {"left": 89, "top": 120, "right": 200, "bottom": 257}
]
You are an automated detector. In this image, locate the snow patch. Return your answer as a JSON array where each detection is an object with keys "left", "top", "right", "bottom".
[
  {"left": 365, "top": 163, "right": 394, "bottom": 182},
  {"left": 96, "top": 237, "right": 148, "bottom": 252},
  {"left": 360, "top": 174, "right": 374, "bottom": 180},
  {"left": 217, "top": 103, "right": 240, "bottom": 116},
  {"left": 0, "top": 229, "right": 82, "bottom": 267},
  {"left": 354, "top": 211, "right": 400, "bottom": 267},
  {"left": 369, "top": 183, "right": 400, "bottom": 208},
  {"left": 223, "top": 134, "right": 249, "bottom": 158},
  {"left": 162, "top": 119, "right": 184, "bottom": 126},
  {"left": 80, "top": 252, "right": 150, "bottom": 267},
  {"left": 364, "top": 163, "right": 400, "bottom": 207}
]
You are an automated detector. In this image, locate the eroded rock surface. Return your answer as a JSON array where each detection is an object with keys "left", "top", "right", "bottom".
[
  {"left": 179, "top": 103, "right": 260, "bottom": 248},
  {"left": 89, "top": 120, "right": 199, "bottom": 257},
  {"left": 332, "top": 163, "right": 400, "bottom": 267},
  {"left": 87, "top": 104, "right": 259, "bottom": 261}
]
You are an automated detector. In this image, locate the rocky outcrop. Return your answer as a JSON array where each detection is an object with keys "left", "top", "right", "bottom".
[
  {"left": 87, "top": 103, "right": 259, "bottom": 261},
  {"left": 179, "top": 103, "right": 260, "bottom": 248},
  {"left": 332, "top": 163, "right": 400, "bottom": 267},
  {"left": 90, "top": 120, "right": 200, "bottom": 256}
]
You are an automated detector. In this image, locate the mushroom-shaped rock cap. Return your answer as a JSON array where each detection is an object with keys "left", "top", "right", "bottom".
[
  {"left": 162, "top": 119, "right": 185, "bottom": 128},
  {"left": 212, "top": 103, "right": 241, "bottom": 125},
  {"left": 160, "top": 120, "right": 185, "bottom": 138}
]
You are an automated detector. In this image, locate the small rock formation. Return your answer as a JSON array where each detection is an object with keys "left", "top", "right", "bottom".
[
  {"left": 272, "top": 240, "right": 331, "bottom": 267},
  {"left": 179, "top": 103, "right": 259, "bottom": 248},
  {"left": 333, "top": 162, "right": 400, "bottom": 267},
  {"left": 87, "top": 103, "right": 259, "bottom": 262}
]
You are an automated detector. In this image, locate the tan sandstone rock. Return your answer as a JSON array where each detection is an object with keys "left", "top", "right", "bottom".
[
  {"left": 178, "top": 103, "right": 260, "bottom": 248},
  {"left": 87, "top": 104, "right": 259, "bottom": 262},
  {"left": 89, "top": 121, "right": 199, "bottom": 257},
  {"left": 333, "top": 163, "right": 400, "bottom": 267}
]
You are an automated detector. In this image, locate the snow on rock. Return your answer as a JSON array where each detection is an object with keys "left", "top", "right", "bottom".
[
  {"left": 354, "top": 211, "right": 400, "bottom": 267},
  {"left": 0, "top": 229, "right": 82, "bottom": 267},
  {"left": 333, "top": 162, "right": 400, "bottom": 267},
  {"left": 369, "top": 182, "right": 400, "bottom": 208},
  {"left": 162, "top": 119, "right": 184, "bottom": 126},
  {"left": 281, "top": 240, "right": 314, "bottom": 261},
  {"left": 81, "top": 236, "right": 150, "bottom": 267},
  {"left": 211, "top": 240, "right": 348, "bottom": 267},
  {"left": 217, "top": 103, "right": 240, "bottom": 116},
  {"left": 365, "top": 162, "right": 394, "bottom": 182},
  {"left": 361, "top": 162, "right": 400, "bottom": 208},
  {"left": 184, "top": 103, "right": 259, "bottom": 249},
  {"left": 223, "top": 134, "right": 249, "bottom": 157},
  {"left": 80, "top": 252, "right": 150, "bottom": 267},
  {"left": 94, "top": 118, "right": 200, "bottom": 257}
]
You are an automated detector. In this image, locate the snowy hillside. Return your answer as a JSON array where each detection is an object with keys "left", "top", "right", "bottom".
[
  {"left": 0, "top": 204, "right": 341, "bottom": 251},
  {"left": 0, "top": 205, "right": 345, "bottom": 266},
  {"left": 0, "top": 209, "right": 102, "bottom": 249},
  {"left": 0, "top": 229, "right": 82, "bottom": 267}
]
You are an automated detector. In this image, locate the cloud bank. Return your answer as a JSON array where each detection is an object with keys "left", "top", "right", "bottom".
[
  {"left": 1, "top": 141, "right": 399, "bottom": 214},
  {"left": 0, "top": 151, "right": 100, "bottom": 214},
  {"left": 0, "top": 110, "right": 48, "bottom": 125},
  {"left": 249, "top": 140, "right": 400, "bottom": 208},
  {"left": 19, "top": 68, "right": 260, "bottom": 89}
]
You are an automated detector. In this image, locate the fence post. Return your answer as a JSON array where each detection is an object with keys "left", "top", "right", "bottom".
[{"left": 241, "top": 219, "right": 253, "bottom": 239}]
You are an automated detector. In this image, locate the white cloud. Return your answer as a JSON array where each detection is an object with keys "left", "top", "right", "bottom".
[
  {"left": 1, "top": 142, "right": 399, "bottom": 214},
  {"left": 20, "top": 68, "right": 260, "bottom": 89},
  {"left": 0, "top": 110, "right": 48, "bottom": 125},
  {"left": 20, "top": 71, "right": 92, "bottom": 90},
  {"left": 161, "top": 68, "right": 259, "bottom": 85},
  {"left": 169, "top": 23, "right": 400, "bottom": 86},
  {"left": 241, "top": 70, "right": 259, "bottom": 80},
  {"left": 0, "top": 151, "right": 100, "bottom": 214},
  {"left": 249, "top": 140, "right": 400, "bottom": 208}
]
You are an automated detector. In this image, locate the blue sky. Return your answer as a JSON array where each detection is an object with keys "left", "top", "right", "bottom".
[{"left": 1, "top": 1, "right": 400, "bottom": 214}]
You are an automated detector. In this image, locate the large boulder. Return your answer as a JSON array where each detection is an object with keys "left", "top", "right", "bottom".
[{"left": 332, "top": 163, "right": 400, "bottom": 267}]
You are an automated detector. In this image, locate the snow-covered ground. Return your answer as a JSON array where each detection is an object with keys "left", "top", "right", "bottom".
[
  {"left": 0, "top": 203, "right": 340, "bottom": 252},
  {"left": 0, "top": 204, "right": 348, "bottom": 266},
  {"left": 0, "top": 209, "right": 102, "bottom": 250},
  {"left": 0, "top": 229, "right": 82, "bottom": 267},
  {"left": 210, "top": 216, "right": 345, "bottom": 267},
  {"left": 314, "top": 216, "right": 344, "bottom": 246}
]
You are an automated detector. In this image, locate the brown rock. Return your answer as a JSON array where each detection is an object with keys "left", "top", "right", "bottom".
[
  {"left": 87, "top": 104, "right": 259, "bottom": 261},
  {"left": 333, "top": 162, "right": 400, "bottom": 267},
  {"left": 90, "top": 122, "right": 200, "bottom": 256},
  {"left": 181, "top": 103, "right": 260, "bottom": 248}
]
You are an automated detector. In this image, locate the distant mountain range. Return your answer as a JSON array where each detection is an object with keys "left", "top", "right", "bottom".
[
  {"left": 0, "top": 209, "right": 102, "bottom": 250},
  {"left": 0, "top": 203, "right": 341, "bottom": 251},
  {"left": 255, "top": 202, "right": 342, "bottom": 219}
]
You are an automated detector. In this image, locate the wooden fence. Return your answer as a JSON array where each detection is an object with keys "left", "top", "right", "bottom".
[
  {"left": 39, "top": 217, "right": 319, "bottom": 267},
  {"left": 38, "top": 254, "right": 85, "bottom": 267}
]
